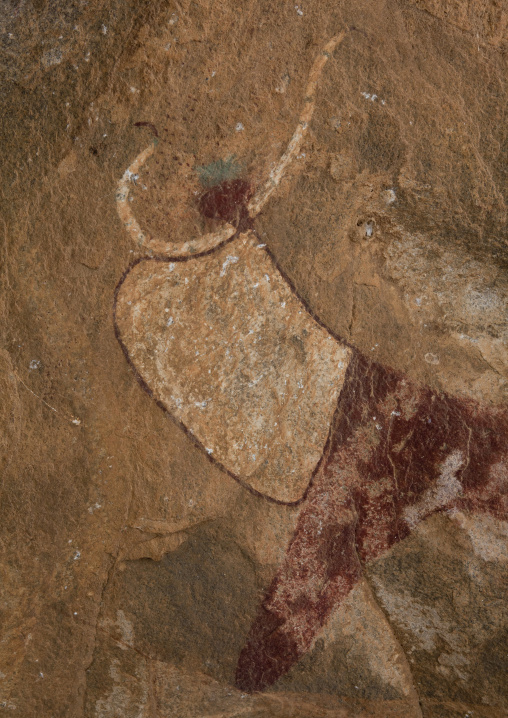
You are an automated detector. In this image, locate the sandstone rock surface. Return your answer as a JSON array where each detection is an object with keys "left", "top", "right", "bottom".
[{"left": 1, "top": 1, "right": 507, "bottom": 716}]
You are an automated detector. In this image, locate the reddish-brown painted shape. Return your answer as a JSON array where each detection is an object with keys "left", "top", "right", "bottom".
[
  {"left": 235, "top": 485, "right": 362, "bottom": 693},
  {"left": 199, "top": 179, "right": 253, "bottom": 227},
  {"left": 235, "top": 350, "right": 508, "bottom": 693}
]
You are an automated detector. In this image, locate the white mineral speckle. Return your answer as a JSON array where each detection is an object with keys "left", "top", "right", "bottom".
[
  {"left": 220, "top": 255, "right": 239, "bottom": 277},
  {"left": 382, "top": 188, "right": 396, "bottom": 204},
  {"left": 424, "top": 352, "right": 440, "bottom": 365},
  {"left": 361, "top": 91, "right": 386, "bottom": 105}
]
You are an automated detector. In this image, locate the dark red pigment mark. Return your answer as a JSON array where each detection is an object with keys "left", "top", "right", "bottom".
[
  {"left": 134, "top": 121, "right": 159, "bottom": 138},
  {"left": 235, "top": 350, "right": 508, "bottom": 693},
  {"left": 199, "top": 179, "right": 253, "bottom": 232}
]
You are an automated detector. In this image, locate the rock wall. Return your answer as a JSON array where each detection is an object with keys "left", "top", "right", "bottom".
[{"left": 1, "top": 1, "right": 506, "bottom": 716}]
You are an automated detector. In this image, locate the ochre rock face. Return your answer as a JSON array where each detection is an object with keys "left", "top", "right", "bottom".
[{"left": 1, "top": 1, "right": 507, "bottom": 717}]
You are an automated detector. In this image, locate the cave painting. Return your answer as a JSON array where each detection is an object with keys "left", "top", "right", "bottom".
[{"left": 113, "top": 29, "right": 508, "bottom": 693}]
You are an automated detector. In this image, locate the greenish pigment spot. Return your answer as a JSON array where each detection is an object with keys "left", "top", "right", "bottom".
[{"left": 195, "top": 155, "right": 242, "bottom": 188}]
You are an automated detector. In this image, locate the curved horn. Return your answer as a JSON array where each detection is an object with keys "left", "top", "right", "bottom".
[
  {"left": 116, "top": 140, "right": 236, "bottom": 257},
  {"left": 247, "top": 30, "right": 348, "bottom": 216},
  {"left": 117, "top": 30, "right": 349, "bottom": 254}
]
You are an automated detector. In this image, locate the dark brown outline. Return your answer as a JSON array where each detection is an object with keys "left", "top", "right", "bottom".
[
  {"left": 133, "top": 121, "right": 159, "bottom": 138},
  {"left": 112, "top": 227, "right": 355, "bottom": 508}
]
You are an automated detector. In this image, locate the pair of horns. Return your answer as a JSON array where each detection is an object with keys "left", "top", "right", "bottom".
[{"left": 116, "top": 30, "right": 348, "bottom": 258}]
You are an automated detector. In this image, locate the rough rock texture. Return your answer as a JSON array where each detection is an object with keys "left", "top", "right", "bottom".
[{"left": 1, "top": 1, "right": 507, "bottom": 717}]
